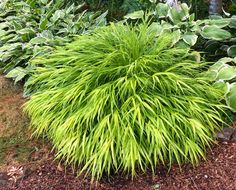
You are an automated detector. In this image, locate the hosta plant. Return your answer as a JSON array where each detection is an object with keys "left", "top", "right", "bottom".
[
  {"left": 0, "top": 0, "right": 107, "bottom": 82},
  {"left": 125, "top": 3, "right": 236, "bottom": 61},
  {"left": 25, "top": 22, "right": 225, "bottom": 180},
  {"left": 206, "top": 57, "right": 236, "bottom": 112}
]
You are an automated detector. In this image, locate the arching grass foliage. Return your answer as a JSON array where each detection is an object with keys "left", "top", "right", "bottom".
[{"left": 24, "top": 22, "right": 225, "bottom": 180}]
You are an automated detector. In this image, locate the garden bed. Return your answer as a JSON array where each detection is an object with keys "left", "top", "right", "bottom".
[{"left": 0, "top": 76, "right": 236, "bottom": 190}]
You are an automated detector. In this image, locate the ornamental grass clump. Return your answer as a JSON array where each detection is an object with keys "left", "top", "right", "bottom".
[{"left": 24, "top": 22, "right": 225, "bottom": 180}]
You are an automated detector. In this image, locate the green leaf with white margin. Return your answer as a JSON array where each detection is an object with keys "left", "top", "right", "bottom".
[
  {"left": 183, "top": 32, "right": 198, "bottom": 46},
  {"left": 219, "top": 57, "right": 233, "bottom": 63},
  {"left": 229, "top": 16, "right": 236, "bottom": 29},
  {"left": 149, "top": 23, "right": 163, "bottom": 36},
  {"left": 30, "top": 37, "right": 47, "bottom": 44},
  {"left": 156, "top": 3, "right": 169, "bottom": 18},
  {"left": 168, "top": 7, "right": 182, "bottom": 24},
  {"left": 204, "top": 18, "right": 230, "bottom": 28},
  {"left": 200, "top": 25, "right": 231, "bottom": 40},
  {"left": 226, "top": 83, "right": 236, "bottom": 112},
  {"left": 172, "top": 29, "right": 181, "bottom": 45},
  {"left": 209, "top": 61, "right": 226, "bottom": 71},
  {"left": 205, "top": 70, "right": 218, "bottom": 81},
  {"left": 124, "top": 10, "right": 144, "bottom": 19},
  {"left": 51, "top": 10, "right": 66, "bottom": 23},
  {"left": 213, "top": 81, "right": 230, "bottom": 95},
  {"left": 227, "top": 45, "right": 236, "bottom": 57},
  {"left": 217, "top": 66, "right": 236, "bottom": 81},
  {"left": 40, "top": 0, "right": 48, "bottom": 4},
  {"left": 5, "top": 67, "right": 27, "bottom": 83}
]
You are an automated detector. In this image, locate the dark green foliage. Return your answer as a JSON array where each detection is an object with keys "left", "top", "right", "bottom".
[
  {"left": 75, "top": 0, "right": 155, "bottom": 19},
  {"left": 228, "top": 4, "right": 236, "bottom": 15},
  {"left": 25, "top": 22, "right": 225, "bottom": 180},
  {"left": 125, "top": 3, "right": 236, "bottom": 61},
  {"left": 0, "top": 0, "right": 107, "bottom": 82},
  {"left": 182, "top": 0, "right": 208, "bottom": 19},
  {"left": 205, "top": 57, "right": 236, "bottom": 112}
]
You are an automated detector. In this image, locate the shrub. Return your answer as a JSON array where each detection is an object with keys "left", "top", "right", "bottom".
[
  {"left": 125, "top": 3, "right": 236, "bottom": 61},
  {"left": 0, "top": 0, "right": 107, "bottom": 82},
  {"left": 24, "top": 22, "right": 225, "bottom": 180},
  {"left": 205, "top": 57, "right": 236, "bottom": 112}
]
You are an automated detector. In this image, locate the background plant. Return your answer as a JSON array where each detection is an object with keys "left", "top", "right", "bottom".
[
  {"left": 0, "top": 0, "right": 107, "bottom": 82},
  {"left": 24, "top": 22, "right": 225, "bottom": 180},
  {"left": 205, "top": 57, "right": 236, "bottom": 111},
  {"left": 125, "top": 3, "right": 236, "bottom": 61}
]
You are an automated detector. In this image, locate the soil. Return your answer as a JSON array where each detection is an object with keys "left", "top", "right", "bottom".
[{"left": 0, "top": 75, "right": 236, "bottom": 190}]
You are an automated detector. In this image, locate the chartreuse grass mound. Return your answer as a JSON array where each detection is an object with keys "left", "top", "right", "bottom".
[{"left": 24, "top": 23, "right": 225, "bottom": 180}]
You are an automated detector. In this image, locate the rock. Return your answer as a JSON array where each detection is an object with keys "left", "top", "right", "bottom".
[
  {"left": 217, "top": 127, "right": 236, "bottom": 142},
  {"left": 0, "top": 179, "right": 7, "bottom": 185},
  {"left": 57, "top": 163, "right": 64, "bottom": 172},
  {"left": 0, "top": 172, "right": 9, "bottom": 186},
  {"left": 231, "top": 132, "right": 236, "bottom": 143}
]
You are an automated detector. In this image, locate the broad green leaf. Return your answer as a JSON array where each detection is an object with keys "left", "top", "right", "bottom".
[
  {"left": 217, "top": 66, "right": 236, "bottom": 81},
  {"left": 168, "top": 3, "right": 189, "bottom": 24},
  {"left": 94, "top": 11, "right": 108, "bottom": 26},
  {"left": 5, "top": 67, "right": 27, "bottom": 83},
  {"left": 180, "top": 3, "right": 190, "bottom": 18},
  {"left": 172, "top": 29, "right": 181, "bottom": 45},
  {"left": 227, "top": 45, "right": 236, "bottom": 57},
  {"left": 41, "top": 30, "right": 54, "bottom": 39},
  {"left": 156, "top": 3, "right": 169, "bottom": 18},
  {"left": 17, "top": 28, "right": 36, "bottom": 41},
  {"left": 0, "top": 29, "right": 7, "bottom": 37},
  {"left": 168, "top": 7, "right": 182, "bottom": 24},
  {"left": 205, "top": 70, "right": 218, "bottom": 81},
  {"left": 124, "top": 10, "right": 144, "bottom": 19},
  {"left": 204, "top": 40, "right": 220, "bottom": 54},
  {"left": 30, "top": 37, "right": 47, "bottom": 44},
  {"left": 229, "top": 16, "right": 236, "bottom": 29},
  {"left": 183, "top": 33, "right": 198, "bottom": 46},
  {"left": 51, "top": 10, "right": 65, "bottom": 23},
  {"left": 149, "top": 23, "right": 163, "bottom": 36},
  {"left": 39, "top": 17, "right": 48, "bottom": 30},
  {"left": 0, "top": 23, "right": 9, "bottom": 29},
  {"left": 189, "top": 14, "right": 195, "bottom": 22},
  {"left": 209, "top": 61, "right": 225, "bottom": 71},
  {"left": 213, "top": 81, "right": 230, "bottom": 95},
  {"left": 40, "top": 0, "right": 48, "bottom": 5},
  {"left": 204, "top": 18, "right": 230, "bottom": 28},
  {"left": 219, "top": 57, "right": 233, "bottom": 63},
  {"left": 227, "top": 84, "right": 236, "bottom": 112},
  {"left": 200, "top": 25, "right": 231, "bottom": 40}
]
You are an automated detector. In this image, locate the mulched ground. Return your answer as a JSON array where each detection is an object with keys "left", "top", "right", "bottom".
[
  {"left": 0, "top": 142, "right": 235, "bottom": 190},
  {"left": 1, "top": 75, "right": 236, "bottom": 190}
]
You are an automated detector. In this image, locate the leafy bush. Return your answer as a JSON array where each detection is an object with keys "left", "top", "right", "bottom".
[
  {"left": 206, "top": 57, "right": 236, "bottom": 112},
  {"left": 24, "top": 22, "right": 225, "bottom": 180},
  {"left": 0, "top": 0, "right": 107, "bottom": 82},
  {"left": 125, "top": 3, "right": 236, "bottom": 61},
  {"left": 75, "top": 0, "right": 157, "bottom": 19}
]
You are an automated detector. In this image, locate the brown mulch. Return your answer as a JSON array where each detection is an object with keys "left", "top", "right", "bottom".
[
  {"left": 0, "top": 142, "right": 234, "bottom": 190},
  {"left": 1, "top": 75, "right": 236, "bottom": 190}
]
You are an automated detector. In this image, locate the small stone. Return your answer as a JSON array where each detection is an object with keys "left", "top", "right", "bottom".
[
  {"left": 231, "top": 132, "right": 236, "bottom": 143},
  {"left": 204, "top": 175, "right": 208, "bottom": 179},
  {"left": 217, "top": 127, "right": 236, "bottom": 141},
  {"left": 0, "top": 179, "right": 7, "bottom": 185},
  {"left": 153, "top": 183, "right": 160, "bottom": 190},
  {"left": 57, "top": 163, "right": 64, "bottom": 172},
  {"left": 0, "top": 172, "right": 9, "bottom": 186}
]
